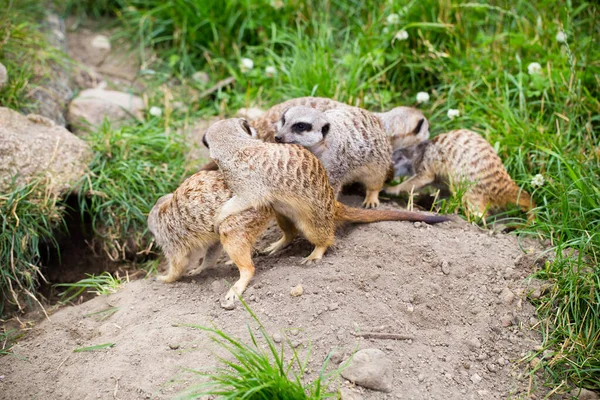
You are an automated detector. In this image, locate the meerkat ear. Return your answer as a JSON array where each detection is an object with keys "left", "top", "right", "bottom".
[
  {"left": 413, "top": 118, "right": 425, "bottom": 135},
  {"left": 241, "top": 119, "right": 253, "bottom": 136},
  {"left": 321, "top": 123, "right": 330, "bottom": 137},
  {"left": 202, "top": 134, "right": 209, "bottom": 148}
]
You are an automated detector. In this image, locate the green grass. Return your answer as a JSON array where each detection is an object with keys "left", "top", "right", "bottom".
[
  {"left": 180, "top": 301, "right": 340, "bottom": 399},
  {"left": 55, "top": 271, "right": 123, "bottom": 303},
  {"left": 74, "top": 120, "right": 194, "bottom": 261},
  {"left": 0, "top": 179, "right": 64, "bottom": 316}
]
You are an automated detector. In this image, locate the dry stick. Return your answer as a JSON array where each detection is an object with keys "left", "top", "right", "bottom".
[
  {"left": 352, "top": 332, "right": 414, "bottom": 341},
  {"left": 198, "top": 77, "right": 235, "bottom": 100}
]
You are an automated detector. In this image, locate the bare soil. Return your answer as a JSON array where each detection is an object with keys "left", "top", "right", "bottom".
[{"left": 0, "top": 194, "right": 556, "bottom": 400}]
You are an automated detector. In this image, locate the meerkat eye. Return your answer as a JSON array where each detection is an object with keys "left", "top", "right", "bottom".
[
  {"left": 241, "top": 119, "right": 253, "bottom": 136},
  {"left": 292, "top": 122, "right": 312, "bottom": 133},
  {"left": 281, "top": 114, "right": 285, "bottom": 125}
]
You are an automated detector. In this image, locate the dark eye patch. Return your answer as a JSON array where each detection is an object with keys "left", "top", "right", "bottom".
[{"left": 292, "top": 122, "right": 312, "bottom": 133}]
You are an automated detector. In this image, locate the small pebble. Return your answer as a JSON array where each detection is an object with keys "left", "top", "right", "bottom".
[
  {"left": 499, "top": 288, "right": 515, "bottom": 304},
  {"left": 168, "top": 343, "right": 180, "bottom": 350},
  {"left": 441, "top": 260, "right": 450, "bottom": 275},
  {"left": 500, "top": 313, "right": 513, "bottom": 327},
  {"left": 417, "top": 373, "right": 425, "bottom": 382},
  {"left": 272, "top": 333, "right": 282, "bottom": 344},
  {"left": 91, "top": 35, "right": 111, "bottom": 50},
  {"left": 290, "top": 284, "right": 304, "bottom": 297},
  {"left": 470, "top": 373, "right": 482, "bottom": 384},
  {"left": 486, "top": 363, "right": 498, "bottom": 373},
  {"left": 465, "top": 337, "right": 482, "bottom": 351},
  {"left": 328, "top": 303, "right": 339, "bottom": 311},
  {"left": 414, "top": 222, "right": 422, "bottom": 228}
]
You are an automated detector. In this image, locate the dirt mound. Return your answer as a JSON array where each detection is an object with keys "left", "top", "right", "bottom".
[{"left": 0, "top": 196, "right": 553, "bottom": 399}]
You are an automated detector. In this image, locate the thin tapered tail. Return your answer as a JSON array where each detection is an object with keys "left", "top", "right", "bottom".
[{"left": 335, "top": 202, "right": 449, "bottom": 224}]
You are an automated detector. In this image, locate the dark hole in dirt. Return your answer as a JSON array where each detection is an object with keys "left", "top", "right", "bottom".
[{"left": 37, "top": 195, "right": 144, "bottom": 304}]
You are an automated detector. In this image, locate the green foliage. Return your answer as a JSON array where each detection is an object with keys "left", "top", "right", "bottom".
[
  {"left": 75, "top": 121, "right": 194, "bottom": 260},
  {"left": 180, "top": 301, "right": 339, "bottom": 399},
  {"left": 0, "top": 0, "right": 61, "bottom": 110},
  {"left": 55, "top": 271, "right": 123, "bottom": 303},
  {"left": 0, "top": 180, "right": 63, "bottom": 317}
]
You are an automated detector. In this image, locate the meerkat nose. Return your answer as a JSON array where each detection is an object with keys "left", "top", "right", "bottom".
[{"left": 274, "top": 135, "right": 283, "bottom": 143}]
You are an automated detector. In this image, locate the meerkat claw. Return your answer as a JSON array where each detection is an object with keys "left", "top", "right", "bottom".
[{"left": 263, "top": 236, "right": 291, "bottom": 255}]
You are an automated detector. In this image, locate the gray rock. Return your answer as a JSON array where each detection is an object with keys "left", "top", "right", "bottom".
[
  {"left": 570, "top": 388, "right": 599, "bottom": 400},
  {"left": 441, "top": 260, "right": 450, "bottom": 275},
  {"left": 0, "top": 107, "right": 92, "bottom": 195},
  {"left": 0, "top": 62, "right": 7, "bottom": 89},
  {"left": 470, "top": 373, "right": 482, "bottom": 384},
  {"left": 341, "top": 348, "right": 393, "bottom": 392},
  {"left": 499, "top": 288, "right": 515, "bottom": 304},
  {"left": 68, "top": 88, "right": 144, "bottom": 133}
]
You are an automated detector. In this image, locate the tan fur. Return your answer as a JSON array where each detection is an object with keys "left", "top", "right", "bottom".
[
  {"left": 204, "top": 118, "right": 448, "bottom": 269},
  {"left": 275, "top": 106, "right": 392, "bottom": 208},
  {"left": 385, "top": 129, "right": 535, "bottom": 223},
  {"left": 200, "top": 97, "right": 429, "bottom": 171},
  {"left": 147, "top": 170, "right": 280, "bottom": 308}
]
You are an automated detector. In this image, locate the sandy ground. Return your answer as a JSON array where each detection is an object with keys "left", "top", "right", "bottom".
[{"left": 0, "top": 194, "right": 557, "bottom": 400}]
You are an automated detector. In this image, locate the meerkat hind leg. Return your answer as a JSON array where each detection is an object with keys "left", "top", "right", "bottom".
[
  {"left": 263, "top": 214, "right": 299, "bottom": 255},
  {"left": 157, "top": 251, "right": 192, "bottom": 283},
  {"left": 220, "top": 241, "right": 256, "bottom": 310},
  {"left": 300, "top": 246, "right": 329, "bottom": 265},
  {"left": 188, "top": 243, "right": 222, "bottom": 276}
]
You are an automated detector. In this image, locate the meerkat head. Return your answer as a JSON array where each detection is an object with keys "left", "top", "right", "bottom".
[
  {"left": 274, "top": 106, "right": 330, "bottom": 147},
  {"left": 204, "top": 118, "right": 255, "bottom": 150},
  {"left": 377, "top": 107, "right": 430, "bottom": 149},
  {"left": 391, "top": 141, "right": 428, "bottom": 178},
  {"left": 148, "top": 193, "right": 173, "bottom": 236}
]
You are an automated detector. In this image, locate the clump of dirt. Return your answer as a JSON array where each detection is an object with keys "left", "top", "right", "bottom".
[{"left": 0, "top": 195, "right": 558, "bottom": 399}]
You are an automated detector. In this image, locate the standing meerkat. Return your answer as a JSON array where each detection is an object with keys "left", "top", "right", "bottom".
[
  {"left": 200, "top": 97, "right": 429, "bottom": 171},
  {"left": 204, "top": 118, "right": 448, "bottom": 265},
  {"left": 275, "top": 105, "right": 392, "bottom": 208},
  {"left": 147, "top": 170, "right": 279, "bottom": 308},
  {"left": 385, "top": 129, "right": 535, "bottom": 223}
]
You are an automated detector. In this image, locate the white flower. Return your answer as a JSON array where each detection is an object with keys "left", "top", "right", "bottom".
[
  {"left": 394, "top": 30, "right": 409, "bottom": 41},
  {"left": 265, "top": 66, "right": 277, "bottom": 78},
  {"left": 416, "top": 91, "right": 430, "bottom": 103},
  {"left": 447, "top": 109, "right": 460, "bottom": 120},
  {"left": 556, "top": 31, "right": 567, "bottom": 43},
  {"left": 149, "top": 106, "right": 162, "bottom": 117},
  {"left": 240, "top": 58, "right": 254, "bottom": 74},
  {"left": 531, "top": 174, "right": 545, "bottom": 187},
  {"left": 382, "top": 27, "right": 389, "bottom": 35},
  {"left": 527, "top": 62, "right": 542, "bottom": 75},
  {"left": 387, "top": 13, "right": 400, "bottom": 24}
]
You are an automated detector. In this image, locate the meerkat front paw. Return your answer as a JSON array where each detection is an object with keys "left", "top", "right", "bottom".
[
  {"left": 156, "top": 274, "right": 177, "bottom": 283},
  {"left": 300, "top": 246, "right": 327, "bottom": 265},
  {"left": 362, "top": 198, "right": 380, "bottom": 208}
]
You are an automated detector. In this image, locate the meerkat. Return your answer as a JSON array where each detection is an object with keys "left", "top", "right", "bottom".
[
  {"left": 203, "top": 118, "right": 449, "bottom": 267},
  {"left": 275, "top": 105, "right": 392, "bottom": 208},
  {"left": 199, "top": 97, "right": 429, "bottom": 170},
  {"left": 148, "top": 170, "right": 294, "bottom": 308},
  {"left": 385, "top": 129, "right": 535, "bottom": 223}
]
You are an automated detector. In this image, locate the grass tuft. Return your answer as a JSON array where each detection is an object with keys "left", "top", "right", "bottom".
[{"left": 180, "top": 300, "right": 340, "bottom": 399}]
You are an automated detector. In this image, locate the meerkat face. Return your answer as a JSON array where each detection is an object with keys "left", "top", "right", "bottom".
[
  {"left": 274, "top": 106, "right": 330, "bottom": 147},
  {"left": 392, "top": 148, "right": 415, "bottom": 177},
  {"left": 378, "top": 106, "right": 430, "bottom": 149}
]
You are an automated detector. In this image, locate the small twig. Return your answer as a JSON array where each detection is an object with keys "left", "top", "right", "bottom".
[
  {"left": 198, "top": 77, "right": 235, "bottom": 99},
  {"left": 55, "top": 355, "right": 70, "bottom": 373},
  {"left": 352, "top": 332, "right": 414, "bottom": 341},
  {"left": 113, "top": 377, "right": 120, "bottom": 399}
]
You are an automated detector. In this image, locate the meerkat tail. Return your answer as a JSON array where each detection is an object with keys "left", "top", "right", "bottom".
[
  {"left": 334, "top": 203, "right": 449, "bottom": 225},
  {"left": 199, "top": 160, "right": 219, "bottom": 171}
]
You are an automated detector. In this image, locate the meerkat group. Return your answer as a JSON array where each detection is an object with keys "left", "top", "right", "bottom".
[{"left": 149, "top": 95, "right": 535, "bottom": 307}]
